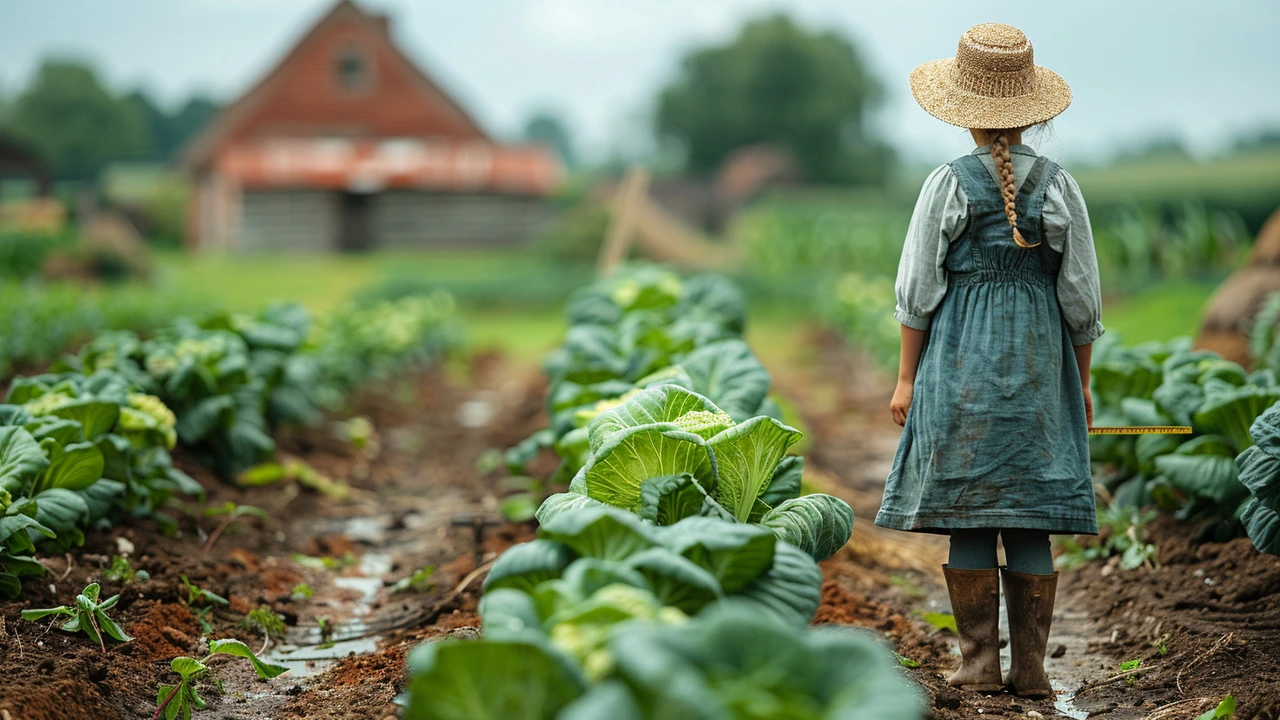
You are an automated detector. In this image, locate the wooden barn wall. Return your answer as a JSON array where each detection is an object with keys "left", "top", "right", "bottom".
[
  {"left": 238, "top": 190, "right": 339, "bottom": 252},
  {"left": 371, "top": 191, "right": 553, "bottom": 249},
  {"left": 233, "top": 189, "right": 553, "bottom": 251}
]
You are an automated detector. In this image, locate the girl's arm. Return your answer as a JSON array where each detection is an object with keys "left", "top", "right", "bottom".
[
  {"left": 1074, "top": 343, "right": 1093, "bottom": 427},
  {"left": 890, "top": 164, "right": 966, "bottom": 427},
  {"left": 891, "top": 326, "right": 928, "bottom": 426}
]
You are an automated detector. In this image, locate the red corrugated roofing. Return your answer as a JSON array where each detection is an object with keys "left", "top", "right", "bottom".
[{"left": 217, "top": 138, "right": 561, "bottom": 195}]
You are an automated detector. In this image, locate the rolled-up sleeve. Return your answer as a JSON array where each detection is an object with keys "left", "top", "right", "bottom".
[
  {"left": 894, "top": 164, "right": 966, "bottom": 330},
  {"left": 1044, "top": 170, "right": 1105, "bottom": 346}
]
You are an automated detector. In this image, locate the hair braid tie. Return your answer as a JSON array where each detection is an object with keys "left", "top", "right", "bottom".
[{"left": 990, "top": 133, "right": 1039, "bottom": 248}]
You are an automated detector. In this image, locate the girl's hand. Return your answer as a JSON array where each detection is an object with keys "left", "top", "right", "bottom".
[
  {"left": 1082, "top": 384, "right": 1094, "bottom": 427},
  {"left": 890, "top": 381, "right": 914, "bottom": 427}
]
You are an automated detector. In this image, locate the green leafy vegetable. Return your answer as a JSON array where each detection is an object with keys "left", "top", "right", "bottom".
[
  {"left": 1194, "top": 695, "right": 1236, "bottom": 720},
  {"left": 21, "top": 582, "right": 131, "bottom": 653},
  {"left": 153, "top": 638, "right": 287, "bottom": 720}
]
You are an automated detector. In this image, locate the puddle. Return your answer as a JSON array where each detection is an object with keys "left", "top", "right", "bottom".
[
  {"left": 263, "top": 552, "right": 394, "bottom": 677},
  {"left": 340, "top": 516, "right": 391, "bottom": 543},
  {"left": 1052, "top": 680, "right": 1090, "bottom": 719}
]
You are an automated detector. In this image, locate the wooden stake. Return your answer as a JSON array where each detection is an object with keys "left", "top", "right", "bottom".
[{"left": 597, "top": 167, "right": 651, "bottom": 277}]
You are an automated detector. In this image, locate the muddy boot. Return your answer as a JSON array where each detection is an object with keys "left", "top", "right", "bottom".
[
  {"left": 1002, "top": 568, "right": 1058, "bottom": 698},
  {"left": 942, "top": 566, "right": 1004, "bottom": 692}
]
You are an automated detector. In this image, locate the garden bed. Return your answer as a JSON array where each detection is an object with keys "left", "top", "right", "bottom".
[
  {"left": 3, "top": 325, "right": 1279, "bottom": 719},
  {"left": 0, "top": 357, "right": 544, "bottom": 719}
]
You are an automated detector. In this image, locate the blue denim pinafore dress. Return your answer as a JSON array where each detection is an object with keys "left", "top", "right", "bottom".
[{"left": 875, "top": 154, "right": 1098, "bottom": 536}]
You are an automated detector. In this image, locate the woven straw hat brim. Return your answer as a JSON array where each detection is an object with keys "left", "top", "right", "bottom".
[{"left": 910, "top": 58, "right": 1072, "bottom": 129}]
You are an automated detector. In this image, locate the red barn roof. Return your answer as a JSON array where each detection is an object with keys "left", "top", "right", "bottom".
[{"left": 180, "top": 0, "right": 558, "bottom": 195}]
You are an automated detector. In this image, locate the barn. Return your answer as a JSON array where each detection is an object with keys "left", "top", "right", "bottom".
[{"left": 180, "top": 0, "right": 561, "bottom": 253}]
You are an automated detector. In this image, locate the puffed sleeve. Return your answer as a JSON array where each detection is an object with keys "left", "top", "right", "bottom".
[
  {"left": 894, "top": 164, "right": 967, "bottom": 330},
  {"left": 1044, "top": 169, "right": 1105, "bottom": 345}
]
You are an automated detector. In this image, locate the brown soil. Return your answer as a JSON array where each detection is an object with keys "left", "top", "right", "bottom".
[{"left": 1064, "top": 517, "right": 1280, "bottom": 720}]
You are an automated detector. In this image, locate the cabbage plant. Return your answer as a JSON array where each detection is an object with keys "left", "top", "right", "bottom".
[
  {"left": 1238, "top": 404, "right": 1280, "bottom": 554},
  {"left": 403, "top": 604, "right": 924, "bottom": 720},
  {"left": 483, "top": 505, "right": 823, "bottom": 629},
  {"left": 539, "top": 386, "right": 854, "bottom": 561},
  {"left": 1, "top": 372, "right": 198, "bottom": 598},
  {"left": 1089, "top": 336, "right": 1280, "bottom": 553}
]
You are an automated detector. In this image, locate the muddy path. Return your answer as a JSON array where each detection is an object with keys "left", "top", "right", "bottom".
[{"left": 773, "top": 331, "right": 1280, "bottom": 720}]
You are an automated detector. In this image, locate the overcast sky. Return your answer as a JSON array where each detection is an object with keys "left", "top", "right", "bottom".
[{"left": 2, "top": 0, "right": 1278, "bottom": 165}]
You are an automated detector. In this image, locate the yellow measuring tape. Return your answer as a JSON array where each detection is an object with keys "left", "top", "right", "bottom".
[{"left": 1088, "top": 426, "right": 1193, "bottom": 435}]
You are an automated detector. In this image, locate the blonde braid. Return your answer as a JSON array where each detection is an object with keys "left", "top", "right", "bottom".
[{"left": 990, "top": 132, "right": 1039, "bottom": 248}]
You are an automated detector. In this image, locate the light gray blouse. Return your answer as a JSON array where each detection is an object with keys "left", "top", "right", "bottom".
[{"left": 893, "top": 144, "right": 1105, "bottom": 346}]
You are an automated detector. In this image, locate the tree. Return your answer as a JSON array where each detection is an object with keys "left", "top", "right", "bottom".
[
  {"left": 655, "top": 14, "right": 891, "bottom": 185},
  {"left": 124, "top": 90, "right": 219, "bottom": 162},
  {"left": 523, "top": 112, "right": 577, "bottom": 168},
  {"left": 3, "top": 59, "right": 151, "bottom": 181},
  {"left": 166, "top": 96, "right": 219, "bottom": 158}
]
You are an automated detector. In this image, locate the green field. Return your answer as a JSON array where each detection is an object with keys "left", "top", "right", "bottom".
[
  {"left": 1100, "top": 280, "right": 1217, "bottom": 344},
  {"left": 149, "top": 249, "right": 1218, "bottom": 369},
  {"left": 152, "top": 250, "right": 584, "bottom": 362},
  {"left": 153, "top": 250, "right": 540, "bottom": 311}
]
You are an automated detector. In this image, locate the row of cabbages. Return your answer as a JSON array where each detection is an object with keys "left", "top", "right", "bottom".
[
  {"left": 405, "top": 265, "right": 922, "bottom": 719},
  {"left": 0, "top": 292, "right": 460, "bottom": 599},
  {"left": 1088, "top": 330, "right": 1280, "bottom": 555}
]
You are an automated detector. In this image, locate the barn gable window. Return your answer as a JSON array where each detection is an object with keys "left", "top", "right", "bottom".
[{"left": 336, "top": 47, "right": 371, "bottom": 91}]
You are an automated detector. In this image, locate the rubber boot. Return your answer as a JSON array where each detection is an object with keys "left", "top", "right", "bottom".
[
  {"left": 941, "top": 565, "right": 1004, "bottom": 692},
  {"left": 1001, "top": 568, "right": 1058, "bottom": 698}
]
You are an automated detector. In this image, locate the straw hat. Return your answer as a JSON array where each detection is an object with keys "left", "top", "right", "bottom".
[{"left": 910, "top": 23, "right": 1071, "bottom": 129}]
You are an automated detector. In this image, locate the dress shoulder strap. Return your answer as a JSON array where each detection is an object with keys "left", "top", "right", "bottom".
[
  {"left": 1020, "top": 156, "right": 1063, "bottom": 221},
  {"left": 946, "top": 154, "right": 994, "bottom": 203}
]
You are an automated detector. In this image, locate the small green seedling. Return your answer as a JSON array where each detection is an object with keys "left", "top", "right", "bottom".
[
  {"left": 290, "top": 583, "right": 313, "bottom": 601},
  {"left": 1194, "top": 695, "right": 1236, "bottom": 720},
  {"left": 180, "top": 576, "right": 228, "bottom": 634},
  {"left": 21, "top": 582, "right": 132, "bottom": 653},
  {"left": 103, "top": 555, "right": 149, "bottom": 584},
  {"left": 389, "top": 566, "right": 436, "bottom": 595},
  {"left": 896, "top": 653, "right": 921, "bottom": 669},
  {"left": 474, "top": 448, "right": 504, "bottom": 475},
  {"left": 316, "top": 615, "right": 334, "bottom": 645},
  {"left": 153, "top": 638, "right": 288, "bottom": 720},
  {"left": 242, "top": 606, "right": 286, "bottom": 652},
  {"left": 1119, "top": 658, "right": 1143, "bottom": 686},
  {"left": 1152, "top": 633, "right": 1170, "bottom": 657},
  {"left": 201, "top": 502, "right": 269, "bottom": 551},
  {"left": 334, "top": 416, "right": 375, "bottom": 453},
  {"left": 192, "top": 607, "right": 214, "bottom": 635},
  {"left": 181, "top": 576, "right": 229, "bottom": 607}
]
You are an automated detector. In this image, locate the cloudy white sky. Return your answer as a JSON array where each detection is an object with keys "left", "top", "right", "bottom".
[{"left": 1, "top": 0, "right": 1278, "bottom": 165}]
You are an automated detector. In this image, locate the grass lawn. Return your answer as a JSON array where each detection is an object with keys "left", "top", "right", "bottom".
[
  {"left": 152, "top": 250, "right": 542, "bottom": 311},
  {"left": 1100, "top": 279, "right": 1220, "bottom": 344},
  {"left": 150, "top": 249, "right": 1227, "bottom": 364},
  {"left": 152, "top": 250, "right": 576, "bottom": 363}
]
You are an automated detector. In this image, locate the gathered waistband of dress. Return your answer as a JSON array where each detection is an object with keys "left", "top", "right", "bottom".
[{"left": 951, "top": 268, "right": 1056, "bottom": 287}]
